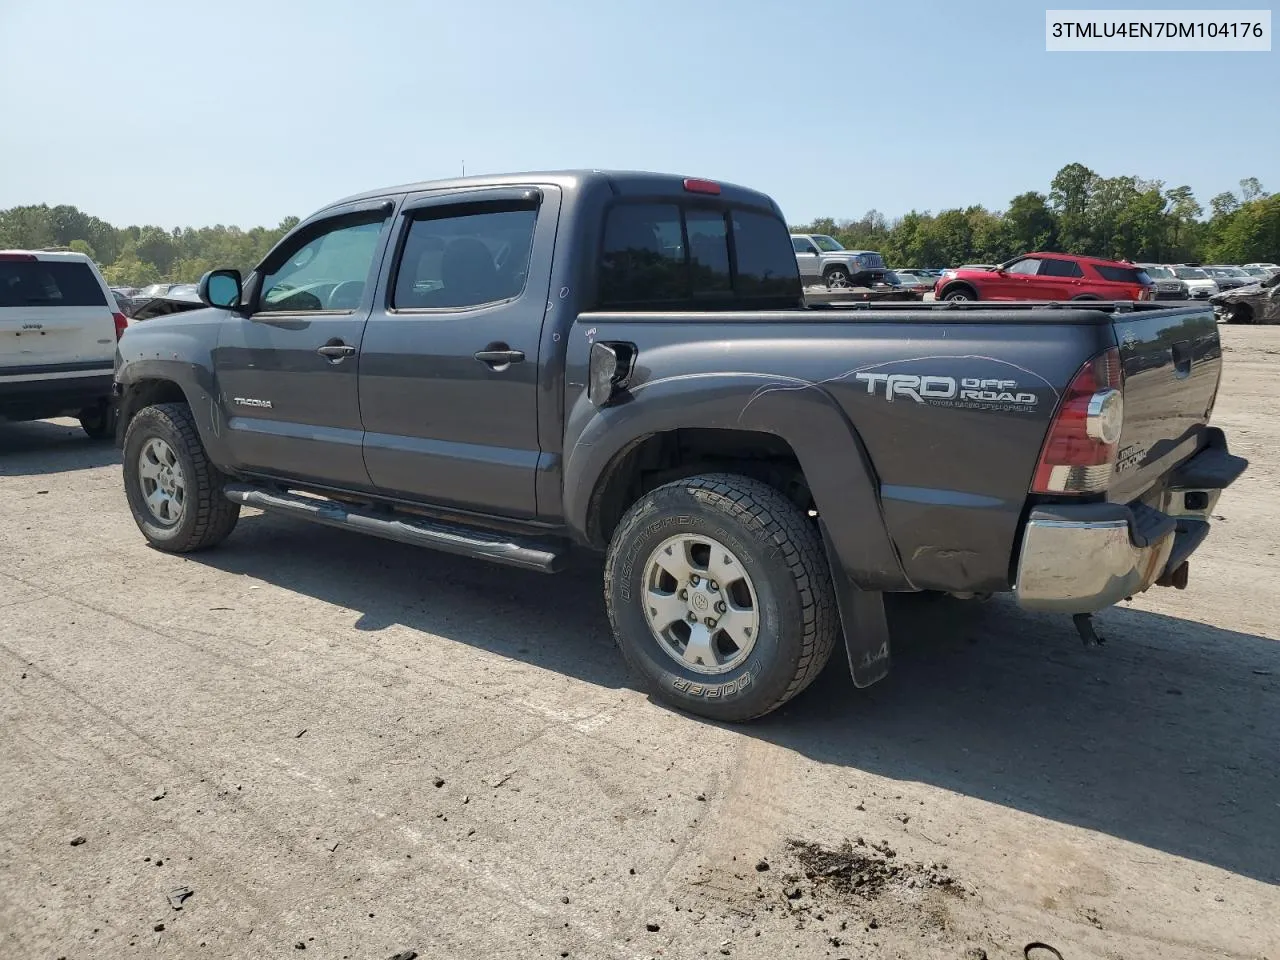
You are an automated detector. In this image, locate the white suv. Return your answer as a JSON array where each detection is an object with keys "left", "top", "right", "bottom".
[{"left": 1, "top": 250, "right": 126, "bottom": 437}]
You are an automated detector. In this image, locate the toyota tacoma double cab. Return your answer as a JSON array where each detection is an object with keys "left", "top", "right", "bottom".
[{"left": 113, "top": 170, "right": 1246, "bottom": 722}]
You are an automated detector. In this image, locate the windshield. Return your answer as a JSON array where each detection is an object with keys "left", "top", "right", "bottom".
[
  {"left": 811, "top": 235, "right": 844, "bottom": 252},
  {"left": 1174, "top": 268, "right": 1209, "bottom": 280},
  {"left": 1209, "top": 267, "right": 1249, "bottom": 278},
  {"left": 1144, "top": 266, "right": 1173, "bottom": 279}
]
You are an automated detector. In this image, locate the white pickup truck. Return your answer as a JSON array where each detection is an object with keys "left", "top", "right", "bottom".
[
  {"left": 0, "top": 250, "right": 125, "bottom": 437},
  {"left": 790, "top": 233, "right": 889, "bottom": 288}
]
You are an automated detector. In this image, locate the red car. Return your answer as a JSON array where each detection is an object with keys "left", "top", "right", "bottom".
[{"left": 935, "top": 254, "right": 1156, "bottom": 302}]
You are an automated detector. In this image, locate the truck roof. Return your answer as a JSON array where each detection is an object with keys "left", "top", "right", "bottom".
[{"left": 324, "top": 169, "right": 782, "bottom": 215}]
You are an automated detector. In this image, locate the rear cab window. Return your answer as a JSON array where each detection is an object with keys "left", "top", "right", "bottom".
[
  {"left": 598, "top": 201, "right": 800, "bottom": 309},
  {"left": 0, "top": 259, "right": 108, "bottom": 308}
]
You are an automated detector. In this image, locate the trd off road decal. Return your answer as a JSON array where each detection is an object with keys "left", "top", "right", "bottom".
[{"left": 855, "top": 372, "right": 1040, "bottom": 412}]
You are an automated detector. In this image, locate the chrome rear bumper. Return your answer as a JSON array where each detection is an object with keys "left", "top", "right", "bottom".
[{"left": 1014, "top": 429, "right": 1246, "bottom": 614}]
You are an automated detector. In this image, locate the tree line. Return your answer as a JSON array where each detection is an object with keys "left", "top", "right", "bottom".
[
  {"left": 2, "top": 161, "right": 1277, "bottom": 284},
  {"left": 791, "top": 162, "right": 1278, "bottom": 268},
  {"left": 0, "top": 204, "right": 300, "bottom": 287}
]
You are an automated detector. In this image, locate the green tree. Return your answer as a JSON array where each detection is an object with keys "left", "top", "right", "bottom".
[
  {"left": 68, "top": 239, "right": 96, "bottom": 260},
  {"left": 1049, "top": 162, "right": 1099, "bottom": 253},
  {"left": 1005, "top": 191, "right": 1056, "bottom": 253}
]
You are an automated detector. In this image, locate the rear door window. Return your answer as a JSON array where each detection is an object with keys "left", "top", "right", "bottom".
[
  {"left": 0, "top": 260, "right": 107, "bottom": 308},
  {"left": 393, "top": 205, "right": 538, "bottom": 310},
  {"left": 1040, "top": 258, "right": 1084, "bottom": 278}
]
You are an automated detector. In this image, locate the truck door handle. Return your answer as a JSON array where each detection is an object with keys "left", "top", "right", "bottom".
[
  {"left": 474, "top": 347, "right": 525, "bottom": 366},
  {"left": 317, "top": 340, "right": 356, "bottom": 361}
]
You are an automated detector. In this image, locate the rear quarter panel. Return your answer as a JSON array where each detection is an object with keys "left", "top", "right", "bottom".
[{"left": 565, "top": 311, "right": 1111, "bottom": 593}]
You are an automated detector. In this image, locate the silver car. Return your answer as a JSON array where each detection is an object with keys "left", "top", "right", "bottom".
[
  {"left": 791, "top": 234, "right": 888, "bottom": 288},
  {"left": 1138, "top": 264, "right": 1188, "bottom": 300}
]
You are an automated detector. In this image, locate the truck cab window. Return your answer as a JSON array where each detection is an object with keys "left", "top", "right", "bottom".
[
  {"left": 686, "top": 209, "right": 730, "bottom": 296},
  {"left": 735, "top": 211, "right": 802, "bottom": 298},
  {"left": 259, "top": 218, "right": 386, "bottom": 313},
  {"left": 599, "top": 204, "right": 687, "bottom": 306},
  {"left": 393, "top": 206, "right": 538, "bottom": 310}
]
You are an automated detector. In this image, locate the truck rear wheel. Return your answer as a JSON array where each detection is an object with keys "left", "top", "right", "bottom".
[
  {"left": 604, "top": 474, "right": 839, "bottom": 722},
  {"left": 122, "top": 402, "right": 240, "bottom": 553}
]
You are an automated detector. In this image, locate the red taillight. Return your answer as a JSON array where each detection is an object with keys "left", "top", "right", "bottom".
[
  {"left": 1031, "top": 346, "right": 1124, "bottom": 495},
  {"left": 683, "top": 178, "right": 721, "bottom": 195},
  {"left": 0, "top": 252, "right": 38, "bottom": 261},
  {"left": 113, "top": 311, "right": 128, "bottom": 340}
]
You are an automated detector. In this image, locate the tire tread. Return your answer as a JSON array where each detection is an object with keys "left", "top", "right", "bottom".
[
  {"left": 123, "top": 402, "right": 239, "bottom": 552},
  {"left": 605, "top": 473, "right": 839, "bottom": 720}
]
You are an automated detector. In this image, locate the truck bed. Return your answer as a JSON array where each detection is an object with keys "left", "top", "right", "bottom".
[{"left": 567, "top": 301, "right": 1222, "bottom": 594}]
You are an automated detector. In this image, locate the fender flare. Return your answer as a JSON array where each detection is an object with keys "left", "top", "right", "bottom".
[
  {"left": 115, "top": 358, "right": 231, "bottom": 465},
  {"left": 562, "top": 371, "right": 911, "bottom": 592}
]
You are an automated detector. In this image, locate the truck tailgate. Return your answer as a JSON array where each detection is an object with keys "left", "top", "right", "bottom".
[{"left": 1108, "top": 305, "right": 1223, "bottom": 504}]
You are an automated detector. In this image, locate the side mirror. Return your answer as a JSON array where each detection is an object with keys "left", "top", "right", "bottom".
[{"left": 199, "top": 269, "right": 243, "bottom": 310}]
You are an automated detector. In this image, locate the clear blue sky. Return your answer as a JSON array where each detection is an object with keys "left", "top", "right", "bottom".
[{"left": 1, "top": 0, "right": 1274, "bottom": 229}]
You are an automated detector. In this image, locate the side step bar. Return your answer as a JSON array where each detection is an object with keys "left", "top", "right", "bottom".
[{"left": 223, "top": 484, "right": 569, "bottom": 573}]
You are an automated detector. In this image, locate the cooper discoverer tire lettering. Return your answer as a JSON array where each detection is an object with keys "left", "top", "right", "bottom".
[
  {"left": 122, "top": 402, "right": 240, "bottom": 552},
  {"left": 604, "top": 474, "right": 839, "bottom": 722}
]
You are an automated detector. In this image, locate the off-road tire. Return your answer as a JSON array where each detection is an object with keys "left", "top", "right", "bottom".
[
  {"left": 604, "top": 474, "right": 839, "bottom": 722},
  {"left": 122, "top": 402, "right": 239, "bottom": 552}
]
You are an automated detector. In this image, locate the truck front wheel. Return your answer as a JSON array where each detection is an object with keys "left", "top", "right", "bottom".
[
  {"left": 604, "top": 474, "right": 839, "bottom": 722},
  {"left": 122, "top": 402, "right": 240, "bottom": 553}
]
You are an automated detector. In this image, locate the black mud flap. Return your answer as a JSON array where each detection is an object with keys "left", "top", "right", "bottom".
[{"left": 820, "top": 522, "right": 891, "bottom": 688}]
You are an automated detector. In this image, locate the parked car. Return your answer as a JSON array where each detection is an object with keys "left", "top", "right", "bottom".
[
  {"left": 114, "top": 170, "right": 1245, "bottom": 722},
  {"left": 1210, "top": 270, "right": 1280, "bottom": 324},
  {"left": 1243, "top": 262, "right": 1279, "bottom": 272},
  {"left": 1242, "top": 266, "right": 1279, "bottom": 280},
  {"left": 1203, "top": 266, "right": 1257, "bottom": 291},
  {"left": 892, "top": 268, "right": 936, "bottom": 286},
  {"left": 934, "top": 254, "right": 1156, "bottom": 302},
  {"left": 128, "top": 284, "right": 204, "bottom": 322},
  {"left": 1137, "top": 264, "right": 1188, "bottom": 300},
  {"left": 886, "top": 270, "right": 932, "bottom": 293},
  {"left": 1, "top": 249, "right": 127, "bottom": 437},
  {"left": 790, "top": 234, "right": 888, "bottom": 288},
  {"left": 1168, "top": 266, "right": 1219, "bottom": 299}
]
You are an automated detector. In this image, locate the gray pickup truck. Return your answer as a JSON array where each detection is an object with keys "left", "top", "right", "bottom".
[{"left": 113, "top": 170, "right": 1247, "bottom": 722}]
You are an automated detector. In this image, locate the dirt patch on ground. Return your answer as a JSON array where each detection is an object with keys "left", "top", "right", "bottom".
[{"left": 784, "top": 836, "right": 966, "bottom": 902}]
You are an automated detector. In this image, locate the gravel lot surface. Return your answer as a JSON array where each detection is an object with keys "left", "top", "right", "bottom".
[{"left": 2, "top": 328, "right": 1277, "bottom": 960}]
